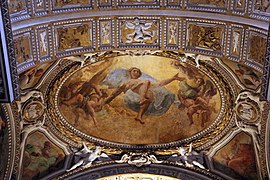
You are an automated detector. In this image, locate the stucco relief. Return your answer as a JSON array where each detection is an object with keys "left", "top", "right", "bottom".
[
  {"left": 99, "top": 20, "right": 112, "bottom": 46},
  {"left": 37, "top": 29, "right": 49, "bottom": 57},
  {"left": 119, "top": 18, "right": 159, "bottom": 46},
  {"left": 118, "top": 0, "right": 159, "bottom": 6},
  {"left": 231, "top": 28, "right": 242, "bottom": 57},
  {"left": 166, "top": 20, "right": 180, "bottom": 48}
]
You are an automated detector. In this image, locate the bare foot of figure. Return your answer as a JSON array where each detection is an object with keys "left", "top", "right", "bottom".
[
  {"left": 74, "top": 117, "right": 79, "bottom": 126},
  {"left": 93, "top": 118, "right": 97, "bottom": 127},
  {"left": 134, "top": 117, "right": 145, "bottom": 124},
  {"left": 87, "top": 114, "right": 97, "bottom": 126},
  {"left": 201, "top": 122, "right": 204, "bottom": 128}
]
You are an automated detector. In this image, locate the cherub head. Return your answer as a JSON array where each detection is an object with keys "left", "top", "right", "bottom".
[
  {"left": 178, "top": 147, "right": 186, "bottom": 156},
  {"left": 95, "top": 146, "right": 102, "bottom": 154},
  {"left": 134, "top": 18, "right": 140, "bottom": 25}
]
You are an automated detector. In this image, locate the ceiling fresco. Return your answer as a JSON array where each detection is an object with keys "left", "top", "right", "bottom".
[
  {"left": 19, "top": 61, "right": 54, "bottom": 90},
  {"left": 56, "top": 55, "right": 222, "bottom": 144},
  {"left": 12, "top": 50, "right": 269, "bottom": 180},
  {"left": 21, "top": 131, "right": 66, "bottom": 180},
  {"left": 0, "top": 0, "right": 269, "bottom": 180},
  {"left": 213, "top": 132, "right": 257, "bottom": 180},
  {"left": 0, "top": 106, "right": 9, "bottom": 180}
]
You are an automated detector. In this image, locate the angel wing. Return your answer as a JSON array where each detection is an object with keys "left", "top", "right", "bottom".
[
  {"left": 125, "top": 21, "right": 135, "bottom": 29},
  {"left": 65, "top": 55, "right": 89, "bottom": 68},
  {"left": 177, "top": 63, "right": 201, "bottom": 78},
  {"left": 78, "top": 61, "right": 113, "bottom": 95},
  {"left": 188, "top": 143, "right": 193, "bottom": 154},
  {"left": 97, "top": 153, "right": 111, "bottom": 161},
  {"left": 143, "top": 22, "right": 152, "bottom": 29},
  {"left": 204, "top": 80, "right": 217, "bottom": 97}
]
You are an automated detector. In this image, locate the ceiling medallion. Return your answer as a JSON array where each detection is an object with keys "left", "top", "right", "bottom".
[
  {"left": 235, "top": 91, "right": 261, "bottom": 124},
  {"left": 46, "top": 50, "right": 235, "bottom": 154}
]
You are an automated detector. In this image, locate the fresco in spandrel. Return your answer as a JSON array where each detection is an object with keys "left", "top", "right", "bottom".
[
  {"left": 0, "top": 108, "right": 8, "bottom": 180},
  {"left": 100, "top": 20, "right": 112, "bottom": 46},
  {"left": 19, "top": 62, "right": 54, "bottom": 90},
  {"left": 58, "top": 55, "right": 221, "bottom": 144},
  {"left": 224, "top": 61, "right": 262, "bottom": 90},
  {"left": 213, "top": 132, "right": 257, "bottom": 180},
  {"left": 21, "top": 131, "right": 65, "bottom": 180}
]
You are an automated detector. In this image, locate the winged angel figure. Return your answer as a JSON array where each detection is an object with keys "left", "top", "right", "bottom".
[
  {"left": 61, "top": 61, "right": 184, "bottom": 125},
  {"left": 67, "top": 142, "right": 110, "bottom": 172},
  {"left": 60, "top": 61, "right": 112, "bottom": 126},
  {"left": 167, "top": 143, "right": 205, "bottom": 169},
  {"left": 125, "top": 18, "right": 156, "bottom": 43}
]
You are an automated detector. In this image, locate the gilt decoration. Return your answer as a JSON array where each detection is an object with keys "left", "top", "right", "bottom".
[{"left": 44, "top": 51, "right": 236, "bottom": 154}]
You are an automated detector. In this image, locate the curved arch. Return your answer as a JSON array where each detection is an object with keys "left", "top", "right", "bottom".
[
  {"left": 57, "top": 163, "right": 224, "bottom": 180},
  {"left": 12, "top": 10, "right": 269, "bottom": 31}
]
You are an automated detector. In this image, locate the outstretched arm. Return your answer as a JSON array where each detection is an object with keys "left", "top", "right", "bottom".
[{"left": 156, "top": 73, "right": 185, "bottom": 87}]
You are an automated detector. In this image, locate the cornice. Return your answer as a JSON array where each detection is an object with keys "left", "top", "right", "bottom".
[{"left": 11, "top": 9, "right": 269, "bottom": 31}]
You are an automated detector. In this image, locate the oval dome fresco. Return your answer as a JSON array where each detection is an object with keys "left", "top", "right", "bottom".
[{"left": 51, "top": 54, "right": 226, "bottom": 146}]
